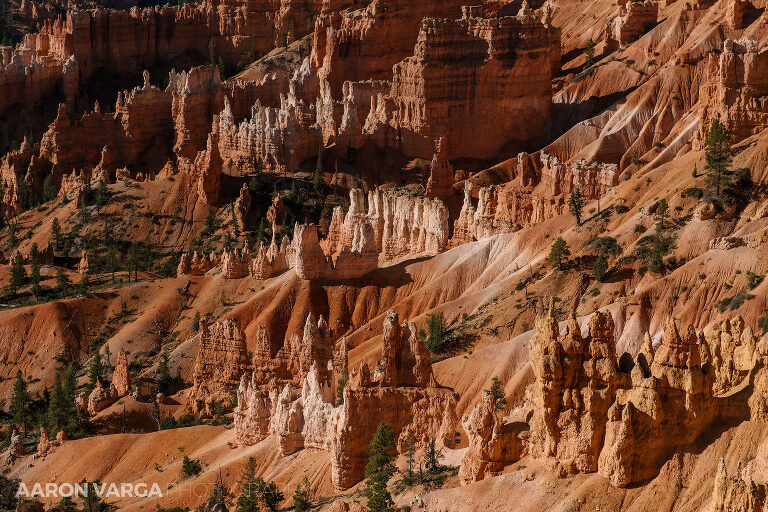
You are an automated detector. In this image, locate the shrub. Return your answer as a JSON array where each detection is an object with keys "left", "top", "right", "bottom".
[{"left": 182, "top": 456, "right": 202, "bottom": 477}]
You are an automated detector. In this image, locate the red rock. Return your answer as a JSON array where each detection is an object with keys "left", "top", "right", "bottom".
[
  {"left": 605, "top": 0, "right": 659, "bottom": 49},
  {"left": 189, "top": 317, "right": 250, "bottom": 415},
  {"left": 234, "top": 183, "right": 251, "bottom": 232},
  {"left": 364, "top": 14, "right": 558, "bottom": 160},
  {"left": 235, "top": 310, "right": 458, "bottom": 490},
  {"left": 459, "top": 390, "right": 525, "bottom": 485},
  {"left": 109, "top": 348, "right": 131, "bottom": 398},
  {"left": 35, "top": 426, "right": 52, "bottom": 458},
  {"left": 87, "top": 379, "right": 112, "bottom": 416}
]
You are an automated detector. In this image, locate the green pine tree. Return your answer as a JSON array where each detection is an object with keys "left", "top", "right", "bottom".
[
  {"left": 56, "top": 268, "right": 71, "bottom": 298},
  {"left": 10, "top": 370, "right": 31, "bottom": 436},
  {"left": 8, "top": 253, "right": 27, "bottom": 296},
  {"left": 89, "top": 349, "right": 104, "bottom": 390},
  {"left": 547, "top": 237, "right": 570, "bottom": 270},
  {"left": 127, "top": 242, "right": 139, "bottom": 282},
  {"left": 365, "top": 423, "right": 397, "bottom": 512},
  {"left": 43, "top": 174, "right": 58, "bottom": 202},
  {"left": 48, "top": 372, "right": 67, "bottom": 433},
  {"left": 314, "top": 138, "right": 324, "bottom": 195},
  {"left": 336, "top": 367, "right": 349, "bottom": 405},
  {"left": 235, "top": 457, "right": 259, "bottom": 511},
  {"left": 584, "top": 39, "right": 595, "bottom": 67},
  {"left": 51, "top": 217, "right": 62, "bottom": 251},
  {"left": 593, "top": 252, "right": 608, "bottom": 282},
  {"left": 487, "top": 376, "right": 507, "bottom": 411},
  {"left": 156, "top": 352, "right": 171, "bottom": 394},
  {"left": 62, "top": 365, "right": 80, "bottom": 435},
  {"left": 106, "top": 244, "right": 117, "bottom": 281},
  {"left": 568, "top": 187, "right": 584, "bottom": 226},
  {"left": 30, "top": 243, "right": 41, "bottom": 295},
  {"left": 704, "top": 119, "right": 733, "bottom": 199},
  {"left": 95, "top": 180, "right": 108, "bottom": 211},
  {"left": 293, "top": 477, "right": 311, "bottom": 512}
]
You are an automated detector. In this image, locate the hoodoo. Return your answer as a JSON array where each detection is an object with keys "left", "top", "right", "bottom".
[{"left": 3, "top": 0, "right": 768, "bottom": 509}]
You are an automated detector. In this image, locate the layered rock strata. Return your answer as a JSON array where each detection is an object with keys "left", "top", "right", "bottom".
[
  {"left": 452, "top": 153, "right": 619, "bottom": 244},
  {"left": 460, "top": 308, "right": 768, "bottom": 488},
  {"left": 697, "top": 39, "right": 768, "bottom": 147},
  {"left": 364, "top": 13, "right": 558, "bottom": 160},
  {"left": 189, "top": 317, "right": 250, "bottom": 415},
  {"left": 235, "top": 310, "right": 458, "bottom": 490},
  {"left": 605, "top": 0, "right": 659, "bottom": 49}
]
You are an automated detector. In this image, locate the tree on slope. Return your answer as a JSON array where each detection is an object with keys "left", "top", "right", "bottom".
[
  {"left": 548, "top": 237, "right": 570, "bottom": 270},
  {"left": 365, "top": 422, "right": 397, "bottom": 512},
  {"left": 704, "top": 119, "right": 733, "bottom": 199},
  {"left": 10, "top": 370, "right": 31, "bottom": 436}
]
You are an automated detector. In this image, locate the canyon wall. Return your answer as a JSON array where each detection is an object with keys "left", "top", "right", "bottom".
[
  {"left": 0, "top": 0, "right": 324, "bottom": 131},
  {"left": 452, "top": 152, "right": 619, "bottom": 244},
  {"left": 364, "top": 11, "right": 559, "bottom": 160},
  {"left": 310, "top": 0, "right": 466, "bottom": 96},
  {"left": 697, "top": 38, "right": 768, "bottom": 147}
]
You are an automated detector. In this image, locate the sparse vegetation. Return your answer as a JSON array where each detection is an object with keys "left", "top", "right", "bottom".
[
  {"left": 548, "top": 237, "right": 570, "bottom": 270},
  {"left": 486, "top": 376, "right": 507, "bottom": 412},
  {"left": 181, "top": 455, "right": 202, "bottom": 477}
]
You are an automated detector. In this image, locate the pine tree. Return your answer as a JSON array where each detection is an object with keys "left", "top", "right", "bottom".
[
  {"left": 30, "top": 243, "right": 41, "bottom": 295},
  {"left": 593, "top": 252, "right": 608, "bottom": 282},
  {"left": 704, "top": 119, "right": 733, "bottom": 199},
  {"left": 292, "top": 477, "right": 311, "bottom": 512},
  {"left": 156, "top": 352, "right": 171, "bottom": 394},
  {"left": 547, "top": 237, "right": 570, "bottom": 270},
  {"left": 192, "top": 312, "right": 201, "bottom": 332},
  {"left": 89, "top": 349, "right": 104, "bottom": 391},
  {"left": 647, "top": 199, "right": 670, "bottom": 274},
  {"left": 127, "top": 242, "right": 139, "bottom": 282},
  {"left": 95, "top": 180, "right": 108, "bottom": 211},
  {"left": 141, "top": 235, "right": 153, "bottom": 271},
  {"left": 234, "top": 456, "right": 258, "bottom": 511},
  {"left": 17, "top": 177, "right": 37, "bottom": 211},
  {"left": 61, "top": 365, "right": 80, "bottom": 435},
  {"left": 51, "top": 217, "right": 62, "bottom": 251},
  {"left": 584, "top": 39, "right": 595, "bottom": 67},
  {"left": 568, "top": 187, "right": 584, "bottom": 225},
  {"left": 48, "top": 372, "right": 67, "bottom": 433},
  {"left": 106, "top": 244, "right": 117, "bottom": 281},
  {"left": 487, "top": 376, "right": 507, "bottom": 411},
  {"left": 56, "top": 268, "right": 71, "bottom": 298},
  {"left": 365, "top": 423, "right": 397, "bottom": 512},
  {"left": 314, "top": 138, "right": 324, "bottom": 195},
  {"left": 43, "top": 174, "right": 57, "bottom": 202},
  {"left": 403, "top": 433, "right": 416, "bottom": 485},
  {"left": 424, "top": 312, "right": 449, "bottom": 354},
  {"left": 336, "top": 367, "right": 349, "bottom": 405},
  {"left": 251, "top": 477, "right": 283, "bottom": 512},
  {"left": 8, "top": 253, "right": 26, "bottom": 296},
  {"left": 425, "top": 437, "right": 444, "bottom": 472},
  {"left": 8, "top": 222, "right": 17, "bottom": 248},
  {"left": 205, "top": 209, "right": 216, "bottom": 235},
  {"left": 10, "top": 370, "right": 31, "bottom": 436}
]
